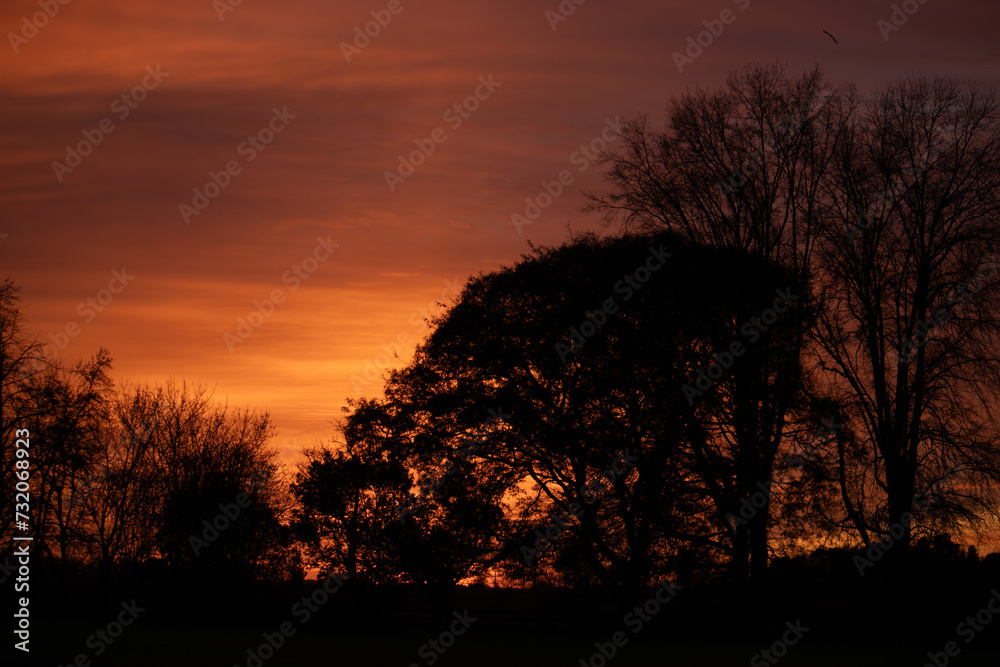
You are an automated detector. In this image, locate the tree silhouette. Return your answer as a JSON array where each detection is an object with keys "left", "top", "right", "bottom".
[
  {"left": 348, "top": 231, "right": 811, "bottom": 601},
  {"left": 814, "top": 75, "right": 1000, "bottom": 566},
  {"left": 586, "top": 64, "right": 829, "bottom": 584},
  {"left": 1, "top": 279, "right": 115, "bottom": 597},
  {"left": 292, "top": 403, "right": 412, "bottom": 586},
  {"left": 139, "top": 381, "right": 295, "bottom": 583},
  {"left": 29, "top": 351, "right": 113, "bottom": 596},
  {"left": 293, "top": 395, "right": 511, "bottom": 601}
]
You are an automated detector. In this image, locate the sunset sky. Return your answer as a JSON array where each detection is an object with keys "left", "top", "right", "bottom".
[{"left": 3, "top": 0, "right": 999, "bottom": 465}]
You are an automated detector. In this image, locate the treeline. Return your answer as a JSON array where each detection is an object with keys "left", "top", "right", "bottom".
[
  {"left": 1, "top": 282, "right": 299, "bottom": 603},
  {"left": 3, "top": 64, "right": 1000, "bottom": 626},
  {"left": 290, "top": 64, "right": 1000, "bottom": 605}
]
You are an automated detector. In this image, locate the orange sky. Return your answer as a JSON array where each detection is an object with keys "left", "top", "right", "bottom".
[{"left": 2, "top": 0, "right": 999, "bottom": 467}]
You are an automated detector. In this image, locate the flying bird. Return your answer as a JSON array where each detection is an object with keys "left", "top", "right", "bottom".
[{"left": 823, "top": 30, "right": 839, "bottom": 44}]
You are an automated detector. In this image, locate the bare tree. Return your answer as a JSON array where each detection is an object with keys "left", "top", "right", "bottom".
[
  {"left": 30, "top": 351, "right": 113, "bottom": 593},
  {"left": 0, "top": 280, "right": 114, "bottom": 594},
  {"left": 81, "top": 380, "right": 295, "bottom": 588},
  {"left": 813, "top": 75, "right": 1000, "bottom": 563},
  {"left": 0, "top": 280, "right": 48, "bottom": 552},
  {"left": 80, "top": 382, "right": 164, "bottom": 585}
]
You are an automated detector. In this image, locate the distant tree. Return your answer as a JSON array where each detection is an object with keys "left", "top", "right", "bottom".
[
  {"left": 0, "top": 279, "right": 49, "bottom": 552},
  {"left": 76, "top": 380, "right": 296, "bottom": 587},
  {"left": 137, "top": 381, "right": 296, "bottom": 583},
  {"left": 293, "top": 395, "right": 512, "bottom": 598},
  {"left": 80, "top": 381, "right": 163, "bottom": 586},
  {"left": 0, "top": 279, "right": 114, "bottom": 595},
  {"left": 1, "top": 281, "right": 300, "bottom": 592},
  {"left": 28, "top": 350, "right": 113, "bottom": 593},
  {"left": 292, "top": 399, "right": 413, "bottom": 585}
]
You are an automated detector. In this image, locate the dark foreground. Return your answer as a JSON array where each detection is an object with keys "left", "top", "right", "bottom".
[
  {"left": 11, "top": 550, "right": 1000, "bottom": 667},
  {"left": 23, "top": 622, "right": 1000, "bottom": 667}
]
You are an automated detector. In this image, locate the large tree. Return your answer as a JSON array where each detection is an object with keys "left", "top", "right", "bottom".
[
  {"left": 586, "top": 63, "right": 830, "bottom": 583},
  {"left": 588, "top": 65, "right": 1000, "bottom": 570},
  {"left": 360, "top": 231, "right": 808, "bottom": 597},
  {"left": 813, "top": 75, "right": 1000, "bottom": 563}
]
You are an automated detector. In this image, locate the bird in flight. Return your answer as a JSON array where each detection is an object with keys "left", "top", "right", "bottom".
[{"left": 823, "top": 30, "right": 839, "bottom": 44}]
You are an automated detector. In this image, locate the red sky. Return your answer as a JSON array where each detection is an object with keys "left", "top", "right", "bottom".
[{"left": 2, "top": 0, "right": 999, "bottom": 465}]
